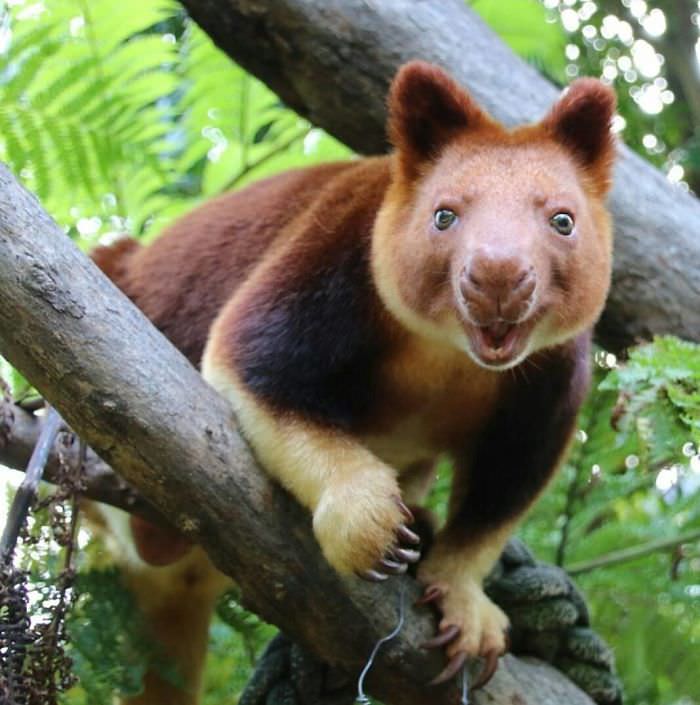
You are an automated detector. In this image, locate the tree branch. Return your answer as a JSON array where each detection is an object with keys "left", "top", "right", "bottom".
[
  {"left": 0, "top": 163, "right": 599, "bottom": 705},
  {"left": 178, "top": 0, "right": 700, "bottom": 352},
  {"left": 567, "top": 529, "right": 700, "bottom": 576},
  {"left": 0, "top": 407, "right": 62, "bottom": 561},
  {"left": 0, "top": 399, "right": 164, "bottom": 523}
]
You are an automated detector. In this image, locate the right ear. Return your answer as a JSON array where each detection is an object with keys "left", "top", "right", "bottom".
[
  {"left": 388, "top": 61, "right": 490, "bottom": 178},
  {"left": 540, "top": 78, "right": 617, "bottom": 193}
]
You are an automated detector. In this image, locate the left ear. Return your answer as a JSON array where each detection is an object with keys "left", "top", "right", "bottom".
[
  {"left": 388, "top": 61, "right": 491, "bottom": 179},
  {"left": 542, "top": 79, "right": 617, "bottom": 192}
]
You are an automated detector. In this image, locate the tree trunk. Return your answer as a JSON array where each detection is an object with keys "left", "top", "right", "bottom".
[
  {"left": 0, "top": 164, "right": 598, "bottom": 704},
  {"left": 178, "top": 0, "right": 700, "bottom": 352}
]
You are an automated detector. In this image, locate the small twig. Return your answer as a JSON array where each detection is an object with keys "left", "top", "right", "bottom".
[
  {"left": 0, "top": 398, "right": 166, "bottom": 525},
  {"left": 61, "top": 437, "right": 85, "bottom": 572},
  {"left": 555, "top": 466, "right": 581, "bottom": 567},
  {"left": 225, "top": 126, "right": 312, "bottom": 190},
  {"left": 581, "top": 469, "right": 665, "bottom": 536},
  {"left": 555, "top": 385, "right": 610, "bottom": 566},
  {"left": 43, "top": 438, "right": 83, "bottom": 697},
  {"left": 0, "top": 406, "right": 63, "bottom": 562},
  {"left": 567, "top": 529, "right": 700, "bottom": 576}
]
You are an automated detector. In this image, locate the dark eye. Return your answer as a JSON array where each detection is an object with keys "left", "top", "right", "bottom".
[
  {"left": 434, "top": 208, "right": 457, "bottom": 231},
  {"left": 550, "top": 212, "right": 575, "bottom": 236}
]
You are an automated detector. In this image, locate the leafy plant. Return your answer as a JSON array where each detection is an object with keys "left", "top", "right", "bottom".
[
  {"left": 64, "top": 568, "right": 168, "bottom": 705},
  {"left": 521, "top": 339, "right": 700, "bottom": 705},
  {"left": 0, "top": 0, "right": 349, "bottom": 247}
]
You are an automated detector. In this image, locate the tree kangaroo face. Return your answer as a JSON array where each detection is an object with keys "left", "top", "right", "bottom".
[
  {"left": 373, "top": 62, "right": 616, "bottom": 369},
  {"left": 385, "top": 140, "right": 613, "bottom": 369}
]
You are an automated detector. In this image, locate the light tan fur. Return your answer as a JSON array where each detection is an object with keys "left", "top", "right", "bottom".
[
  {"left": 417, "top": 523, "right": 517, "bottom": 659},
  {"left": 202, "top": 357, "right": 405, "bottom": 575}
]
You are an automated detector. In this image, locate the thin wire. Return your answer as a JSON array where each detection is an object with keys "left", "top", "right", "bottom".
[
  {"left": 356, "top": 582, "right": 407, "bottom": 704},
  {"left": 461, "top": 663, "right": 470, "bottom": 705}
]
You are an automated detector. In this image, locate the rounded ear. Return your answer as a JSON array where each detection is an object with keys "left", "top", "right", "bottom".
[
  {"left": 542, "top": 79, "right": 617, "bottom": 192},
  {"left": 388, "top": 61, "right": 490, "bottom": 178}
]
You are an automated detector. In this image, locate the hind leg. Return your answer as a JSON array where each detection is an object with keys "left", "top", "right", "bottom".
[
  {"left": 122, "top": 545, "right": 230, "bottom": 705},
  {"left": 87, "top": 506, "right": 231, "bottom": 705}
]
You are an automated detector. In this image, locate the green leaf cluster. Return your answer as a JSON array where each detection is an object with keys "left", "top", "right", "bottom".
[
  {"left": 470, "top": 0, "right": 567, "bottom": 78},
  {"left": 64, "top": 569, "right": 165, "bottom": 705},
  {"left": 0, "top": 0, "right": 349, "bottom": 248},
  {"left": 602, "top": 337, "right": 700, "bottom": 448},
  {"left": 522, "top": 339, "right": 700, "bottom": 705}
]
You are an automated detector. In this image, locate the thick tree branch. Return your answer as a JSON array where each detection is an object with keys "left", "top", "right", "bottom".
[
  {"left": 178, "top": 0, "right": 700, "bottom": 352},
  {"left": 0, "top": 399, "right": 163, "bottom": 523},
  {"left": 0, "top": 164, "right": 598, "bottom": 705}
]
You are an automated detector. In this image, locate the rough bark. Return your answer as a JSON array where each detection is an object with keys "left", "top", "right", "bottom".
[
  {"left": 0, "top": 399, "right": 163, "bottom": 523},
  {"left": 0, "top": 165, "right": 598, "bottom": 703},
  {"left": 178, "top": 0, "right": 700, "bottom": 352}
]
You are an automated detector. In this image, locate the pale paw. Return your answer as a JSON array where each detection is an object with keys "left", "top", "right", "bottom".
[
  {"left": 418, "top": 573, "right": 510, "bottom": 686},
  {"left": 312, "top": 476, "right": 420, "bottom": 579}
]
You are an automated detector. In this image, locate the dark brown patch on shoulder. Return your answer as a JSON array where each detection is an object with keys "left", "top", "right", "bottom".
[{"left": 230, "top": 161, "right": 394, "bottom": 430}]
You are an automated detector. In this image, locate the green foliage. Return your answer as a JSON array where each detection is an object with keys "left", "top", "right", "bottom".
[
  {"left": 533, "top": 1, "right": 697, "bottom": 191},
  {"left": 474, "top": 0, "right": 700, "bottom": 192},
  {"left": 0, "top": 0, "right": 182, "bottom": 239},
  {"left": 470, "top": 0, "right": 567, "bottom": 79},
  {"left": 63, "top": 569, "right": 161, "bottom": 705},
  {"left": 203, "top": 593, "right": 276, "bottom": 704},
  {"left": 602, "top": 337, "right": 700, "bottom": 447},
  {"left": 521, "top": 339, "right": 700, "bottom": 705},
  {"left": 0, "top": 356, "right": 32, "bottom": 400},
  {"left": 0, "top": 0, "right": 349, "bottom": 247}
]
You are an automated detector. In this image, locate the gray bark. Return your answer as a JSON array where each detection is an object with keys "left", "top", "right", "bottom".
[
  {"left": 179, "top": 0, "right": 700, "bottom": 352},
  {"left": 0, "top": 163, "right": 596, "bottom": 704},
  {"left": 0, "top": 399, "right": 163, "bottom": 523}
]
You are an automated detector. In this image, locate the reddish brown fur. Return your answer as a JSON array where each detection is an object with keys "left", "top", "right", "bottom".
[
  {"left": 95, "top": 161, "right": 354, "bottom": 366},
  {"left": 93, "top": 61, "right": 617, "bottom": 701},
  {"left": 129, "top": 516, "right": 193, "bottom": 566}
]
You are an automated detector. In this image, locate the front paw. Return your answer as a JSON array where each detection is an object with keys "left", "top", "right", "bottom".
[
  {"left": 418, "top": 564, "right": 510, "bottom": 686},
  {"left": 312, "top": 475, "right": 420, "bottom": 579}
]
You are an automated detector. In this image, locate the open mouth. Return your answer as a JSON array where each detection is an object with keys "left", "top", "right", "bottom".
[{"left": 464, "top": 319, "right": 533, "bottom": 368}]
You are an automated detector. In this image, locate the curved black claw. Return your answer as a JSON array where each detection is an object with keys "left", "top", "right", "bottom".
[
  {"left": 473, "top": 649, "right": 501, "bottom": 689},
  {"left": 359, "top": 569, "right": 389, "bottom": 582},
  {"left": 429, "top": 651, "right": 468, "bottom": 685},
  {"left": 416, "top": 585, "right": 443, "bottom": 605},
  {"left": 422, "top": 624, "right": 461, "bottom": 649},
  {"left": 394, "top": 496, "right": 415, "bottom": 523},
  {"left": 393, "top": 546, "right": 420, "bottom": 563},
  {"left": 380, "top": 558, "right": 408, "bottom": 575},
  {"left": 397, "top": 525, "right": 421, "bottom": 545}
]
